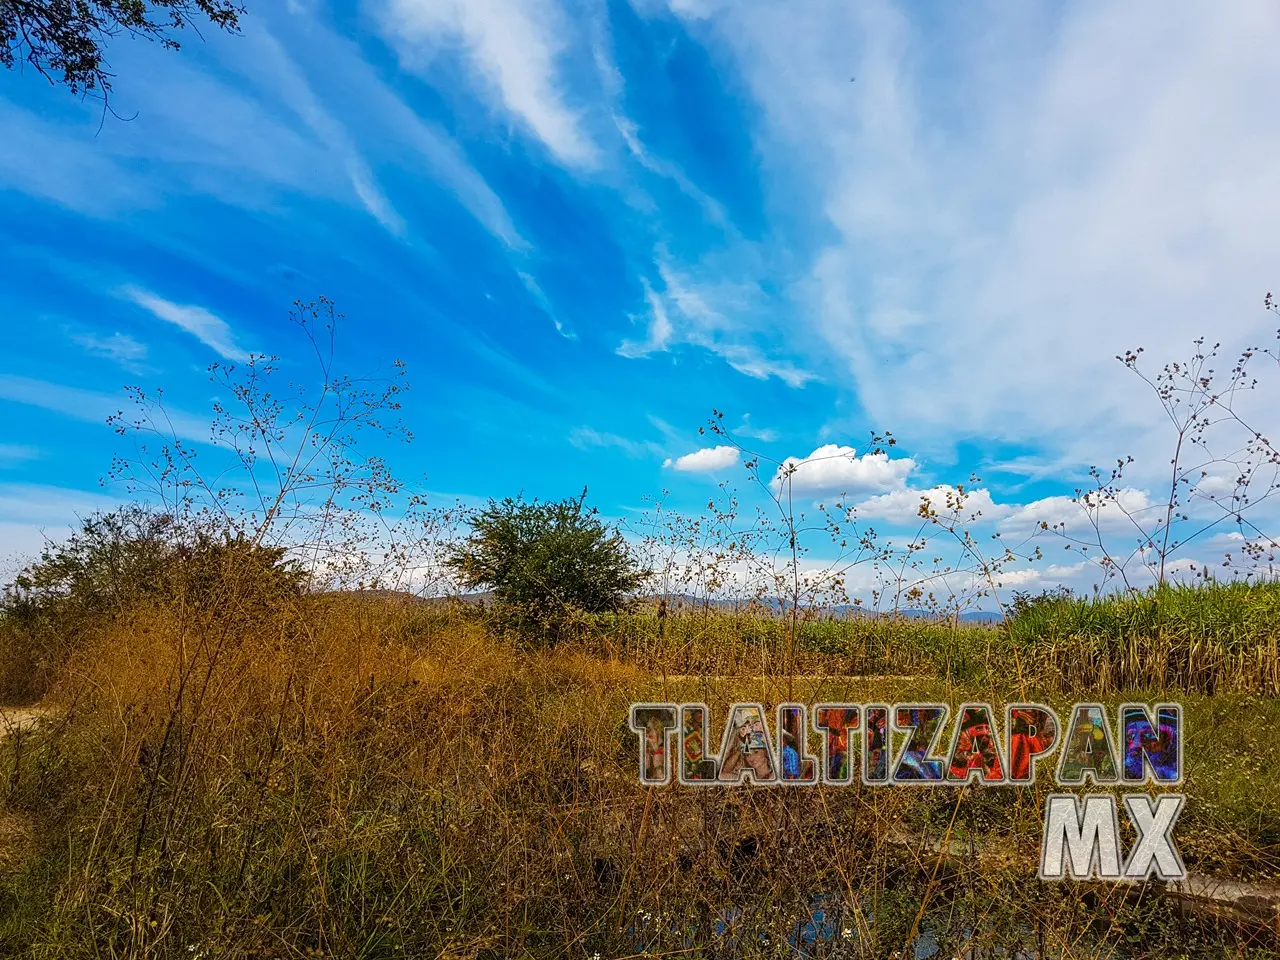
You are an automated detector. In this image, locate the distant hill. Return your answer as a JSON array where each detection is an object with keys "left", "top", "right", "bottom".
[
  {"left": 637, "top": 594, "right": 1003, "bottom": 623},
  {"left": 897, "top": 608, "right": 1003, "bottom": 624},
  {"left": 321, "top": 589, "right": 1003, "bottom": 622}
]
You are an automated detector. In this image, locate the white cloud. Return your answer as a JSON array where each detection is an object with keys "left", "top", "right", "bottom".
[
  {"left": 243, "top": 27, "right": 406, "bottom": 237},
  {"left": 708, "top": 343, "right": 814, "bottom": 387},
  {"left": 656, "top": 259, "right": 815, "bottom": 386},
  {"left": 392, "top": 111, "right": 525, "bottom": 248},
  {"left": 121, "top": 287, "right": 247, "bottom": 362},
  {"left": 0, "top": 483, "right": 121, "bottom": 526},
  {"left": 734, "top": 413, "right": 777, "bottom": 443},
  {"left": 999, "top": 487, "right": 1154, "bottom": 533},
  {"left": 376, "top": 0, "right": 599, "bottom": 168},
  {"left": 0, "top": 522, "right": 53, "bottom": 583},
  {"left": 990, "top": 568, "right": 1043, "bottom": 589},
  {"left": 0, "top": 34, "right": 349, "bottom": 220},
  {"left": 663, "top": 445, "right": 740, "bottom": 472},
  {"left": 979, "top": 561, "right": 1090, "bottom": 591},
  {"left": 774, "top": 445, "right": 916, "bottom": 497},
  {"left": 71, "top": 331, "right": 148, "bottom": 370},
  {"left": 618, "top": 278, "right": 674, "bottom": 358},
  {"left": 1192, "top": 471, "right": 1246, "bottom": 500},
  {"left": 0, "top": 444, "right": 39, "bottom": 465},
  {"left": 252, "top": 9, "right": 527, "bottom": 248},
  {"left": 570, "top": 426, "right": 664, "bottom": 459},
  {"left": 592, "top": 16, "right": 812, "bottom": 386},
  {"left": 346, "top": 158, "right": 405, "bottom": 236},
  {"left": 590, "top": 14, "right": 729, "bottom": 226},
  {"left": 855, "top": 484, "right": 1010, "bottom": 525},
  {"left": 0, "top": 101, "right": 156, "bottom": 216},
  {"left": 0, "top": 14, "right": 514, "bottom": 243},
  {"left": 0, "top": 374, "right": 212, "bottom": 444},
  {"left": 618, "top": 259, "right": 816, "bottom": 386},
  {"left": 0, "top": 375, "right": 121, "bottom": 424},
  {"left": 517, "top": 270, "right": 575, "bottom": 338},
  {"left": 658, "top": 0, "right": 1280, "bottom": 476}
]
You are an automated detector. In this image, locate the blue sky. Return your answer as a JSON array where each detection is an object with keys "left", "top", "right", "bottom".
[{"left": 2, "top": 0, "right": 1279, "bottom": 599}]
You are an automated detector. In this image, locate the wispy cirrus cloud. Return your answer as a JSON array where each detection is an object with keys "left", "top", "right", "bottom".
[
  {"left": 0, "top": 7, "right": 524, "bottom": 252},
  {"left": 617, "top": 278, "right": 674, "bottom": 359},
  {"left": 733, "top": 414, "right": 777, "bottom": 443},
  {"left": 588, "top": 11, "right": 728, "bottom": 226},
  {"left": 619, "top": 257, "right": 815, "bottom": 387},
  {"left": 0, "top": 484, "right": 130, "bottom": 581},
  {"left": 121, "top": 287, "right": 247, "bottom": 362},
  {"left": 654, "top": 0, "right": 1280, "bottom": 474},
  {"left": 70, "top": 330, "right": 149, "bottom": 371},
  {"left": 570, "top": 426, "right": 664, "bottom": 458},
  {"left": 375, "top": 0, "right": 600, "bottom": 168},
  {"left": 249, "top": 9, "right": 528, "bottom": 248},
  {"left": 0, "top": 444, "right": 40, "bottom": 465},
  {"left": 518, "top": 270, "right": 575, "bottom": 339},
  {"left": 240, "top": 26, "right": 406, "bottom": 237},
  {"left": 0, "top": 374, "right": 211, "bottom": 444}
]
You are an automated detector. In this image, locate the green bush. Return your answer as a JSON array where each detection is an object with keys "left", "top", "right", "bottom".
[
  {"left": 0, "top": 505, "right": 308, "bottom": 701},
  {"left": 446, "top": 491, "right": 647, "bottom": 645}
]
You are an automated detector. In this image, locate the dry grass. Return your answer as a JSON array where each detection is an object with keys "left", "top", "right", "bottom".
[{"left": 0, "top": 588, "right": 1276, "bottom": 958}]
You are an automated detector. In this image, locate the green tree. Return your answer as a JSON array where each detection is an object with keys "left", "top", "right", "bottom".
[
  {"left": 447, "top": 490, "right": 647, "bottom": 644},
  {"left": 1007, "top": 585, "right": 1074, "bottom": 622},
  {"left": 1, "top": 0, "right": 244, "bottom": 101},
  {"left": 4, "top": 504, "right": 177, "bottom": 625},
  {"left": 0, "top": 503, "right": 306, "bottom": 700}
]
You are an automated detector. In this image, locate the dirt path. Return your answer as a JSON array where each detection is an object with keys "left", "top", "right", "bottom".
[
  {"left": 0, "top": 707, "right": 48, "bottom": 742},
  {"left": 0, "top": 706, "right": 48, "bottom": 870}
]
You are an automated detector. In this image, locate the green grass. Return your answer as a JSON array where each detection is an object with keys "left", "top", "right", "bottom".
[{"left": 595, "top": 581, "right": 1280, "bottom": 695}]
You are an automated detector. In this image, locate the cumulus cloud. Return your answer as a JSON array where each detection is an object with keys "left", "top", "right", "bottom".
[
  {"left": 967, "top": 561, "right": 1091, "bottom": 592},
  {"left": 664, "top": 445, "right": 740, "bottom": 472},
  {"left": 774, "top": 445, "right": 915, "bottom": 497},
  {"left": 999, "top": 487, "right": 1154, "bottom": 533},
  {"left": 1193, "top": 471, "right": 1246, "bottom": 500},
  {"left": 855, "top": 484, "right": 1010, "bottom": 525},
  {"left": 376, "top": 0, "right": 599, "bottom": 167}
]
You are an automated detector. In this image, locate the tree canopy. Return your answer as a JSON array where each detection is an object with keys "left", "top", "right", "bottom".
[
  {"left": 1, "top": 0, "right": 244, "bottom": 99},
  {"left": 447, "top": 490, "right": 647, "bottom": 643}
]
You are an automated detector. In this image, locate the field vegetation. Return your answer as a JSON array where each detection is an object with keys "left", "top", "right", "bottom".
[{"left": 1, "top": 301, "right": 1278, "bottom": 958}]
